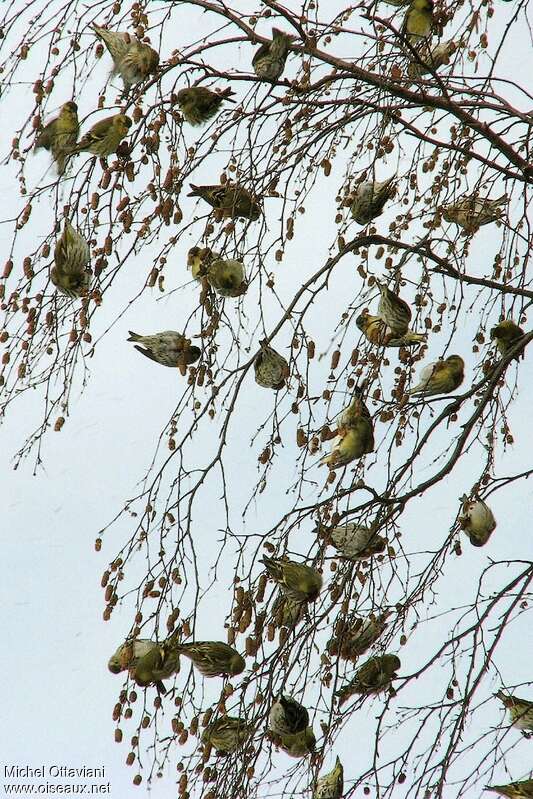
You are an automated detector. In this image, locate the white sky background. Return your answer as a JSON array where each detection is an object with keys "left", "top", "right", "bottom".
[{"left": 0, "top": 1, "right": 532, "bottom": 797}]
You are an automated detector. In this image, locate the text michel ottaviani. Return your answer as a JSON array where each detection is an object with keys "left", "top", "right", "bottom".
[{"left": 4, "top": 766, "right": 106, "bottom": 778}]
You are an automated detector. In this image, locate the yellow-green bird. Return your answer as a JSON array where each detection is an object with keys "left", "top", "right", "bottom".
[
  {"left": 188, "top": 183, "right": 261, "bottom": 221},
  {"left": 187, "top": 247, "right": 247, "bottom": 296},
  {"left": 458, "top": 496, "right": 497, "bottom": 548},
  {"left": 314, "top": 756, "right": 344, "bottom": 799},
  {"left": 408, "top": 40, "right": 457, "bottom": 78},
  {"left": 485, "top": 781, "right": 533, "bottom": 798},
  {"left": 261, "top": 556, "right": 323, "bottom": 603},
  {"left": 34, "top": 101, "right": 79, "bottom": 175},
  {"left": 201, "top": 715, "right": 253, "bottom": 754},
  {"left": 327, "top": 613, "right": 389, "bottom": 662},
  {"left": 272, "top": 592, "right": 306, "bottom": 629},
  {"left": 403, "top": 0, "right": 434, "bottom": 42},
  {"left": 269, "top": 695, "right": 309, "bottom": 736},
  {"left": 336, "top": 654, "right": 401, "bottom": 705},
  {"left": 350, "top": 177, "right": 396, "bottom": 225},
  {"left": 92, "top": 24, "right": 159, "bottom": 90},
  {"left": 108, "top": 638, "right": 159, "bottom": 674},
  {"left": 127, "top": 330, "right": 201, "bottom": 370},
  {"left": 177, "top": 86, "right": 236, "bottom": 126},
  {"left": 496, "top": 690, "right": 533, "bottom": 734},
  {"left": 108, "top": 638, "right": 171, "bottom": 693},
  {"left": 321, "top": 389, "right": 374, "bottom": 469},
  {"left": 490, "top": 320, "right": 525, "bottom": 359},
  {"left": 356, "top": 311, "right": 426, "bottom": 348},
  {"left": 270, "top": 726, "right": 316, "bottom": 758},
  {"left": 254, "top": 344, "right": 290, "bottom": 390},
  {"left": 51, "top": 220, "right": 91, "bottom": 299},
  {"left": 171, "top": 640, "right": 245, "bottom": 678},
  {"left": 328, "top": 523, "right": 386, "bottom": 560},
  {"left": 442, "top": 194, "right": 507, "bottom": 234},
  {"left": 408, "top": 354, "right": 464, "bottom": 397},
  {"left": 187, "top": 246, "right": 218, "bottom": 280},
  {"left": 72, "top": 114, "right": 132, "bottom": 157},
  {"left": 252, "top": 28, "right": 295, "bottom": 82}
]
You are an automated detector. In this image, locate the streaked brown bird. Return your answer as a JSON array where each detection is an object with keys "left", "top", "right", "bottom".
[
  {"left": 350, "top": 177, "right": 395, "bottom": 225},
  {"left": 34, "top": 101, "right": 79, "bottom": 175},
  {"left": 51, "top": 220, "right": 91, "bottom": 299},
  {"left": 376, "top": 279, "right": 412, "bottom": 336},
  {"left": 188, "top": 183, "right": 261, "bottom": 221},
  {"left": 261, "top": 556, "right": 323, "bottom": 603},
  {"left": 254, "top": 344, "right": 290, "bottom": 390},
  {"left": 173, "top": 641, "right": 245, "bottom": 678},
  {"left": 327, "top": 523, "right": 386, "bottom": 560},
  {"left": 92, "top": 24, "right": 159, "bottom": 90},
  {"left": 71, "top": 114, "right": 132, "bottom": 157},
  {"left": 458, "top": 496, "right": 497, "bottom": 547},
  {"left": 336, "top": 654, "right": 401, "bottom": 705},
  {"left": 408, "top": 40, "right": 457, "bottom": 77},
  {"left": 177, "top": 86, "right": 236, "bottom": 126},
  {"left": 442, "top": 194, "right": 507, "bottom": 233},
  {"left": 356, "top": 312, "right": 426, "bottom": 347},
  {"left": 314, "top": 756, "right": 344, "bottom": 799},
  {"left": 272, "top": 592, "right": 306, "bottom": 629},
  {"left": 485, "top": 780, "right": 533, "bottom": 798},
  {"left": 252, "top": 28, "right": 295, "bottom": 81},
  {"left": 269, "top": 695, "right": 309, "bottom": 737},
  {"left": 490, "top": 320, "right": 525, "bottom": 359},
  {"left": 201, "top": 715, "right": 253, "bottom": 755},
  {"left": 327, "top": 613, "right": 389, "bottom": 661},
  {"left": 127, "top": 330, "right": 201, "bottom": 371},
  {"left": 408, "top": 354, "right": 464, "bottom": 397},
  {"left": 496, "top": 690, "right": 533, "bottom": 734}
]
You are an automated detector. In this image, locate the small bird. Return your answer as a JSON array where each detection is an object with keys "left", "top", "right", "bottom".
[
  {"left": 328, "top": 523, "right": 386, "bottom": 560},
  {"left": 261, "top": 556, "right": 323, "bottom": 603},
  {"left": 270, "top": 726, "right": 316, "bottom": 758},
  {"left": 336, "top": 654, "right": 401, "bottom": 705},
  {"left": 458, "top": 496, "right": 497, "bottom": 547},
  {"left": 252, "top": 28, "right": 295, "bottom": 82},
  {"left": 51, "top": 220, "right": 91, "bottom": 299},
  {"left": 350, "top": 177, "right": 396, "bottom": 225},
  {"left": 408, "top": 354, "right": 464, "bottom": 397},
  {"left": 272, "top": 592, "right": 306, "bottom": 629},
  {"left": 356, "top": 312, "right": 426, "bottom": 348},
  {"left": 108, "top": 639, "right": 171, "bottom": 693},
  {"left": 314, "top": 756, "right": 344, "bottom": 799},
  {"left": 207, "top": 258, "right": 247, "bottom": 297},
  {"left": 408, "top": 40, "right": 457, "bottom": 77},
  {"left": 201, "top": 715, "right": 253, "bottom": 755},
  {"left": 108, "top": 638, "right": 159, "bottom": 674},
  {"left": 376, "top": 280, "right": 413, "bottom": 337},
  {"left": 321, "top": 389, "right": 374, "bottom": 469},
  {"left": 187, "top": 246, "right": 218, "bottom": 280},
  {"left": 71, "top": 114, "right": 132, "bottom": 158},
  {"left": 485, "top": 781, "right": 533, "bottom": 798},
  {"left": 177, "top": 86, "right": 236, "bottom": 126},
  {"left": 188, "top": 183, "right": 261, "bottom": 221},
  {"left": 254, "top": 344, "right": 290, "bottom": 390},
  {"left": 269, "top": 695, "right": 309, "bottom": 736},
  {"left": 127, "top": 330, "right": 201, "bottom": 371},
  {"left": 490, "top": 320, "right": 525, "bottom": 359},
  {"left": 496, "top": 690, "right": 533, "bottom": 734},
  {"left": 403, "top": 0, "right": 434, "bottom": 42},
  {"left": 327, "top": 613, "right": 389, "bottom": 661},
  {"left": 172, "top": 641, "right": 245, "bottom": 678},
  {"left": 34, "top": 101, "right": 79, "bottom": 175},
  {"left": 93, "top": 24, "right": 159, "bottom": 90},
  {"left": 442, "top": 194, "right": 507, "bottom": 233}
]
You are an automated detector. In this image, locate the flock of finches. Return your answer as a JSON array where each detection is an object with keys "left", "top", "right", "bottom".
[{"left": 30, "top": 8, "right": 530, "bottom": 797}]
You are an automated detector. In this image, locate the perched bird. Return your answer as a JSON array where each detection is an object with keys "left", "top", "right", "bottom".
[
  {"left": 403, "top": 0, "right": 434, "bottom": 42},
  {"left": 376, "top": 280, "right": 413, "bottom": 337},
  {"left": 328, "top": 523, "right": 386, "bottom": 560},
  {"left": 408, "top": 354, "right": 464, "bottom": 397},
  {"left": 172, "top": 641, "right": 245, "bottom": 678},
  {"left": 270, "top": 727, "right": 316, "bottom": 758},
  {"left": 51, "top": 220, "right": 91, "bottom": 299},
  {"left": 350, "top": 177, "right": 396, "bottom": 225},
  {"left": 490, "top": 320, "right": 525, "bottom": 359},
  {"left": 108, "top": 638, "right": 172, "bottom": 693},
  {"left": 127, "top": 330, "right": 201, "bottom": 371},
  {"left": 108, "top": 638, "right": 159, "bottom": 674},
  {"left": 356, "top": 312, "right": 426, "bottom": 348},
  {"left": 269, "top": 695, "right": 309, "bottom": 737},
  {"left": 261, "top": 556, "right": 323, "bottom": 603},
  {"left": 408, "top": 40, "right": 457, "bottom": 77},
  {"left": 187, "top": 246, "right": 219, "bottom": 281},
  {"left": 188, "top": 247, "right": 247, "bottom": 296},
  {"left": 321, "top": 389, "right": 374, "bottom": 469},
  {"left": 188, "top": 183, "right": 261, "bottom": 221},
  {"left": 272, "top": 592, "right": 306, "bottom": 629},
  {"left": 314, "top": 756, "right": 344, "bottom": 799},
  {"left": 442, "top": 194, "right": 507, "bottom": 234},
  {"left": 327, "top": 613, "right": 389, "bottom": 662},
  {"left": 458, "top": 496, "right": 497, "bottom": 547},
  {"left": 485, "top": 781, "right": 533, "bottom": 798},
  {"left": 71, "top": 114, "right": 132, "bottom": 158},
  {"left": 254, "top": 344, "right": 290, "bottom": 390},
  {"left": 496, "top": 690, "right": 533, "bottom": 734},
  {"left": 252, "top": 28, "right": 295, "bottom": 82},
  {"left": 177, "top": 86, "right": 236, "bottom": 126},
  {"left": 92, "top": 24, "right": 159, "bottom": 90},
  {"left": 201, "top": 715, "right": 253, "bottom": 755},
  {"left": 34, "top": 101, "right": 79, "bottom": 175},
  {"left": 336, "top": 654, "right": 401, "bottom": 705}
]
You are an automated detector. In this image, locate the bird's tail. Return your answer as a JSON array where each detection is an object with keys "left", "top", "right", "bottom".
[
  {"left": 221, "top": 87, "right": 237, "bottom": 102},
  {"left": 187, "top": 184, "right": 202, "bottom": 197},
  {"left": 127, "top": 331, "right": 142, "bottom": 342}
]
